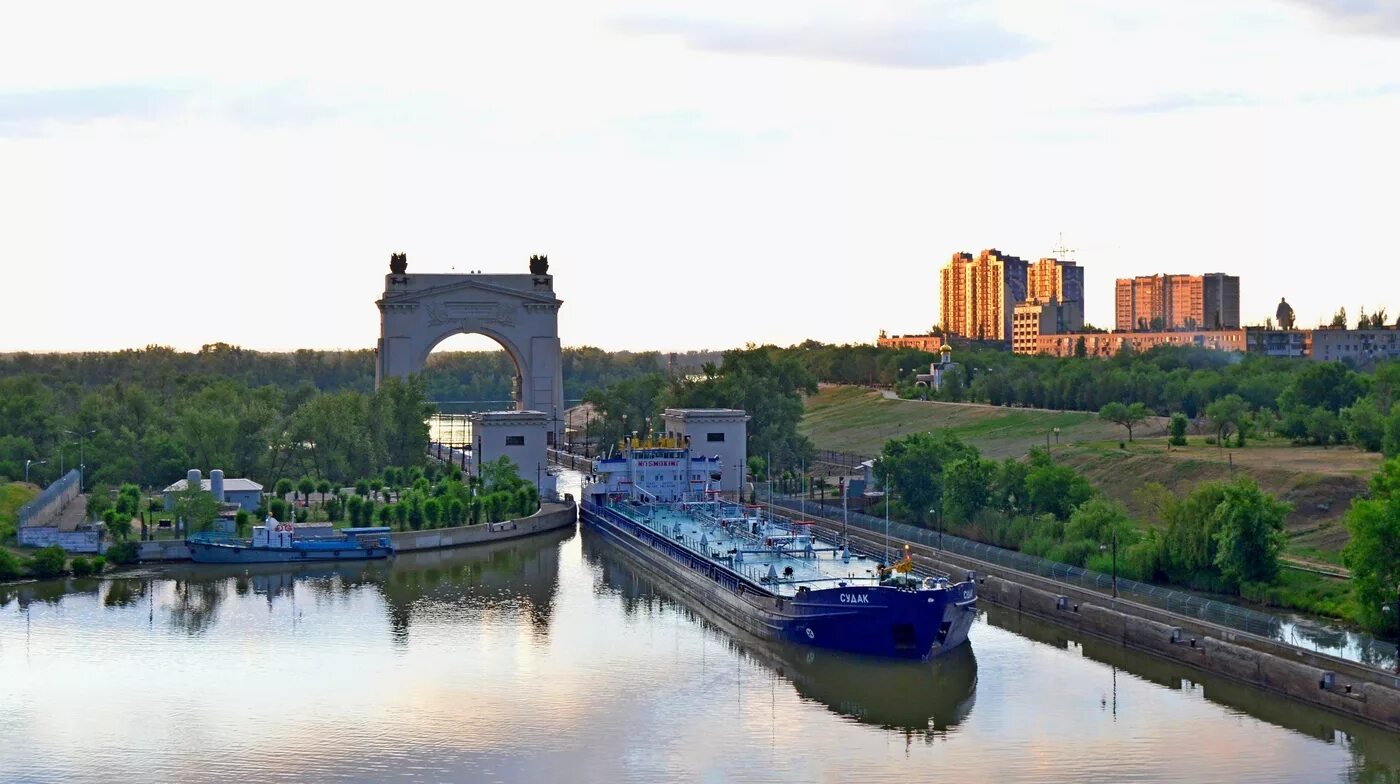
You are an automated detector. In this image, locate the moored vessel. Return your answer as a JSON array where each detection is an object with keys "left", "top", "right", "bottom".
[
  {"left": 186, "top": 522, "right": 394, "bottom": 564},
  {"left": 580, "top": 437, "right": 976, "bottom": 660}
]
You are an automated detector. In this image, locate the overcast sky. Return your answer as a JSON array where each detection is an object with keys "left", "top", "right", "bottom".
[{"left": 3, "top": 0, "right": 1398, "bottom": 353}]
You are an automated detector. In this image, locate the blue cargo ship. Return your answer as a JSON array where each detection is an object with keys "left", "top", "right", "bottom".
[
  {"left": 581, "top": 438, "right": 976, "bottom": 660},
  {"left": 187, "top": 525, "right": 394, "bottom": 564}
]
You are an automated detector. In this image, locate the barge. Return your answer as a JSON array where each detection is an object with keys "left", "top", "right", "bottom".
[
  {"left": 580, "top": 438, "right": 976, "bottom": 659},
  {"left": 186, "top": 524, "right": 394, "bottom": 564}
]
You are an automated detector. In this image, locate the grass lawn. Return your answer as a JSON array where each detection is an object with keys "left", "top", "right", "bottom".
[{"left": 801, "top": 385, "right": 1153, "bottom": 459}]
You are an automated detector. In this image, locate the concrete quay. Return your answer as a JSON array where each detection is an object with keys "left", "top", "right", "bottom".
[
  {"left": 136, "top": 502, "right": 578, "bottom": 562},
  {"left": 910, "top": 544, "right": 1400, "bottom": 732}
]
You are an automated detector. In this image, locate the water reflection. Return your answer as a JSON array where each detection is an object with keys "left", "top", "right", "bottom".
[{"left": 582, "top": 528, "right": 979, "bottom": 734}]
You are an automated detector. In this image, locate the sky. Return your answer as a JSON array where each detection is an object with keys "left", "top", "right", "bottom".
[{"left": 2, "top": 0, "right": 1398, "bottom": 353}]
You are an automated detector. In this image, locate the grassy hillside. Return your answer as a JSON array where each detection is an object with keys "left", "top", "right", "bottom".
[
  {"left": 1, "top": 481, "right": 38, "bottom": 545},
  {"left": 1057, "top": 441, "right": 1377, "bottom": 562},
  {"left": 801, "top": 385, "right": 1158, "bottom": 459}
]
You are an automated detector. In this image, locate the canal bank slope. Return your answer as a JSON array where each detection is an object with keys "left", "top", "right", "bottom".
[
  {"left": 789, "top": 507, "right": 1400, "bottom": 732},
  {"left": 136, "top": 501, "right": 577, "bottom": 562}
]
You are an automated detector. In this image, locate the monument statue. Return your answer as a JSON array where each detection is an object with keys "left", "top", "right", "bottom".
[
  {"left": 529, "top": 254, "right": 549, "bottom": 276},
  {"left": 1276, "top": 297, "right": 1296, "bottom": 330},
  {"left": 390, "top": 252, "right": 408, "bottom": 275}
]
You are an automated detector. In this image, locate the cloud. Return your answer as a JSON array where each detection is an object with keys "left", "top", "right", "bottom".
[
  {"left": 1101, "top": 92, "right": 1260, "bottom": 115},
  {"left": 1285, "top": 0, "right": 1400, "bottom": 35},
  {"left": 611, "top": 6, "right": 1039, "bottom": 70},
  {"left": 0, "top": 85, "right": 191, "bottom": 132},
  {"left": 0, "top": 83, "right": 341, "bottom": 135}
]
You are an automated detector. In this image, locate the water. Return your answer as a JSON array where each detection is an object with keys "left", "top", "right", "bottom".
[{"left": 2, "top": 527, "right": 1398, "bottom": 783}]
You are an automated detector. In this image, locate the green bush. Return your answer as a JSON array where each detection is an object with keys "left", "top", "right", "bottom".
[
  {"left": 71, "top": 555, "right": 105, "bottom": 577},
  {"left": 106, "top": 540, "right": 140, "bottom": 565},
  {"left": 27, "top": 545, "right": 67, "bottom": 579},
  {"left": 0, "top": 548, "right": 23, "bottom": 580}
]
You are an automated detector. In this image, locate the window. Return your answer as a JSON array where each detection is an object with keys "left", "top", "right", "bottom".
[
  {"left": 505, "top": 435, "right": 525, "bottom": 446},
  {"left": 706, "top": 432, "right": 725, "bottom": 443}
]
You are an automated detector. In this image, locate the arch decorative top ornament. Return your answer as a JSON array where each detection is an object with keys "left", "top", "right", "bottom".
[{"left": 375, "top": 254, "right": 563, "bottom": 444}]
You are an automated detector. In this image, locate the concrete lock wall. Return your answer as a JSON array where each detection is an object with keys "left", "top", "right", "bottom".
[
  {"left": 18, "top": 527, "right": 103, "bottom": 554},
  {"left": 921, "top": 546, "right": 1400, "bottom": 731}
]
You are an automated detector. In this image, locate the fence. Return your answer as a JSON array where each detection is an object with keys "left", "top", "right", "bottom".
[
  {"left": 760, "top": 489, "right": 1399, "bottom": 669},
  {"left": 17, "top": 469, "right": 81, "bottom": 528}
]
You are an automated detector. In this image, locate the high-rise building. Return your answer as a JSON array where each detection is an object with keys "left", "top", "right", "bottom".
[
  {"left": 1028, "top": 258, "right": 1084, "bottom": 308},
  {"left": 1114, "top": 273, "right": 1239, "bottom": 331},
  {"left": 939, "top": 249, "right": 1028, "bottom": 341}
]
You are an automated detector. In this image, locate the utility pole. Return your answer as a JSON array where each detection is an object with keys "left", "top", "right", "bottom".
[{"left": 25, "top": 459, "right": 46, "bottom": 484}]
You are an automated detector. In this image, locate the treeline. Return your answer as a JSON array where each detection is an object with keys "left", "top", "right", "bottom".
[
  {"left": 744, "top": 341, "right": 1400, "bottom": 455},
  {"left": 0, "top": 371, "right": 431, "bottom": 492},
  {"left": 874, "top": 432, "right": 1291, "bottom": 601},
  {"left": 0, "top": 344, "right": 722, "bottom": 402},
  {"left": 583, "top": 345, "right": 817, "bottom": 470}
]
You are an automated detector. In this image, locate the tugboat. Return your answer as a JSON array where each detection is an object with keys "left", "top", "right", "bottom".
[
  {"left": 186, "top": 519, "right": 394, "bottom": 564},
  {"left": 579, "top": 436, "right": 977, "bottom": 659}
]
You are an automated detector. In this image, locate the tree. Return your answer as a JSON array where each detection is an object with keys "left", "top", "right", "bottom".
[
  {"left": 1306, "top": 407, "right": 1341, "bottom": 447},
  {"left": 423, "top": 498, "right": 442, "bottom": 528},
  {"left": 355, "top": 479, "right": 370, "bottom": 497},
  {"left": 1025, "top": 460, "right": 1095, "bottom": 519},
  {"left": 27, "top": 545, "right": 67, "bottom": 579},
  {"left": 316, "top": 479, "right": 332, "bottom": 499},
  {"left": 942, "top": 457, "right": 995, "bottom": 522},
  {"left": 1205, "top": 394, "right": 1248, "bottom": 447},
  {"left": 1331, "top": 307, "right": 1348, "bottom": 328},
  {"left": 1099, "top": 401, "right": 1150, "bottom": 442},
  {"left": 1065, "top": 497, "right": 1133, "bottom": 546},
  {"left": 297, "top": 477, "right": 315, "bottom": 507},
  {"left": 874, "top": 431, "right": 975, "bottom": 525},
  {"left": 1074, "top": 336, "right": 1087, "bottom": 359},
  {"left": 1344, "top": 460, "right": 1400, "bottom": 629},
  {"left": 275, "top": 478, "right": 293, "bottom": 502},
  {"left": 1385, "top": 406, "right": 1400, "bottom": 458},
  {"left": 1212, "top": 478, "right": 1290, "bottom": 588},
  {"left": 1343, "top": 398, "right": 1386, "bottom": 452},
  {"left": 172, "top": 484, "right": 220, "bottom": 534},
  {"left": 1168, "top": 412, "right": 1188, "bottom": 446}
]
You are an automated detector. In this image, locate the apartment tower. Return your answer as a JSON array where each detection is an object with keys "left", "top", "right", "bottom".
[
  {"left": 1115, "top": 273, "right": 1239, "bottom": 331},
  {"left": 940, "top": 249, "right": 1029, "bottom": 342}
]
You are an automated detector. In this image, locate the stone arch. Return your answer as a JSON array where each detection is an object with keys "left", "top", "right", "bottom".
[{"left": 376, "top": 256, "right": 563, "bottom": 442}]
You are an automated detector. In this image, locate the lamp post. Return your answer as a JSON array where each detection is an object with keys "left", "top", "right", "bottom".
[
  {"left": 1100, "top": 531, "right": 1119, "bottom": 598},
  {"left": 25, "top": 459, "right": 47, "bottom": 484},
  {"left": 1386, "top": 586, "right": 1400, "bottom": 673},
  {"left": 64, "top": 429, "right": 96, "bottom": 491}
]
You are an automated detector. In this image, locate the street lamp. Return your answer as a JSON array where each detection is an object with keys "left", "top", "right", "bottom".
[
  {"left": 1100, "top": 532, "right": 1119, "bottom": 598},
  {"left": 25, "top": 459, "right": 47, "bottom": 484},
  {"left": 63, "top": 429, "right": 96, "bottom": 491},
  {"left": 1386, "top": 590, "right": 1400, "bottom": 673}
]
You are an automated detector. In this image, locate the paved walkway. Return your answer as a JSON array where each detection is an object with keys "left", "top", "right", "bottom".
[{"left": 50, "top": 495, "right": 87, "bottom": 530}]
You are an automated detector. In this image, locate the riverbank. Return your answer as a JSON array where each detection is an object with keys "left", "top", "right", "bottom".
[{"left": 133, "top": 501, "right": 577, "bottom": 563}]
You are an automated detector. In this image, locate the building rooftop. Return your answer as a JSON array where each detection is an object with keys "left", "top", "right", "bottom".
[
  {"left": 163, "top": 478, "right": 263, "bottom": 493},
  {"left": 664, "top": 408, "right": 750, "bottom": 418}
]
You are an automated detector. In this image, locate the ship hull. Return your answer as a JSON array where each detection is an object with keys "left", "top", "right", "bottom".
[
  {"left": 186, "top": 541, "right": 394, "bottom": 564},
  {"left": 581, "top": 501, "right": 975, "bottom": 659}
]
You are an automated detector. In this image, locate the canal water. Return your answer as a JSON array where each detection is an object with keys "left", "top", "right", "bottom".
[{"left": 2, "top": 526, "right": 1398, "bottom": 783}]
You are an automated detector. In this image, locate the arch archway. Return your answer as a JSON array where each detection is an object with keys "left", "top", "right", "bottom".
[{"left": 376, "top": 254, "right": 563, "bottom": 443}]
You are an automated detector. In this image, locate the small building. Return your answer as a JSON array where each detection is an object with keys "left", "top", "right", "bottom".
[
  {"left": 471, "top": 410, "right": 550, "bottom": 489},
  {"left": 877, "top": 331, "right": 944, "bottom": 353},
  {"left": 163, "top": 469, "right": 263, "bottom": 513},
  {"left": 915, "top": 345, "right": 958, "bottom": 392},
  {"left": 662, "top": 408, "right": 749, "bottom": 495}
]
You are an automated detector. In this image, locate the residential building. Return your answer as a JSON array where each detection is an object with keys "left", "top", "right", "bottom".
[
  {"left": 1035, "top": 329, "right": 1247, "bottom": 358},
  {"left": 1245, "top": 327, "right": 1310, "bottom": 358},
  {"left": 1309, "top": 327, "right": 1400, "bottom": 363},
  {"left": 1027, "top": 258, "right": 1085, "bottom": 314},
  {"left": 876, "top": 332, "right": 944, "bottom": 352},
  {"left": 1114, "top": 273, "right": 1240, "bottom": 331},
  {"left": 939, "top": 249, "right": 1028, "bottom": 342},
  {"left": 1012, "top": 299, "right": 1082, "bottom": 355}
]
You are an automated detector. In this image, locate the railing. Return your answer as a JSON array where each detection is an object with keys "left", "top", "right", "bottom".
[
  {"left": 759, "top": 489, "right": 1400, "bottom": 670},
  {"left": 17, "top": 469, "right": 81, "bottom": 528}
]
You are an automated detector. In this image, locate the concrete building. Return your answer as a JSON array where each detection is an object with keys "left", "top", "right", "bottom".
[
  {"left": 939, "top": 249, "right": 1028, "bottom": 342},
  {"left": 1115, "top": 273, "right": 1240, "bottom": 332},
  {"left": 1246, "top": 327, "right": 1310, "bottom": 358},
  {"left": 662, "top": 408, "right": 749, "bottom": 496},
  {"left": 1309, "top": 327, "right": 1400, "bottom": 363},
  {"left": 471, "top": 410, "right": 550, "bottom": 488},
  {"left": 1035, "top": 329, "right": 1247, "bottom": 358},
  {"left": 1012, "top": 299, "right": 1083, "bottom": 355},
  {"left": 876, "top": 332, "right": 944, "bottom": 352},
  {"left": 1027, "top": 258, "right": 1085, "bottom": 318},
  {"left": 163, "top": 469, "right": 263, "bottom": 512}
]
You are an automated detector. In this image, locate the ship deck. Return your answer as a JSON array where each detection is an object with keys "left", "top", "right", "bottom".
[{"left": 608, "top": 502, "right": 915, "bottom": 598}]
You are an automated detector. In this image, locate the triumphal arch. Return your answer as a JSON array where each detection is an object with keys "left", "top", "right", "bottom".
[{"left": 375, "top": 253, "right": 563, "bottom": 441}]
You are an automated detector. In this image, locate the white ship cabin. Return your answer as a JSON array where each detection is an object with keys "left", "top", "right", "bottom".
[
  {"left": 590, "top": 435, "right": 723, "bottom": 503},
  {"left": 250, "top": 518, "right": 339, "bottom": 547}
]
